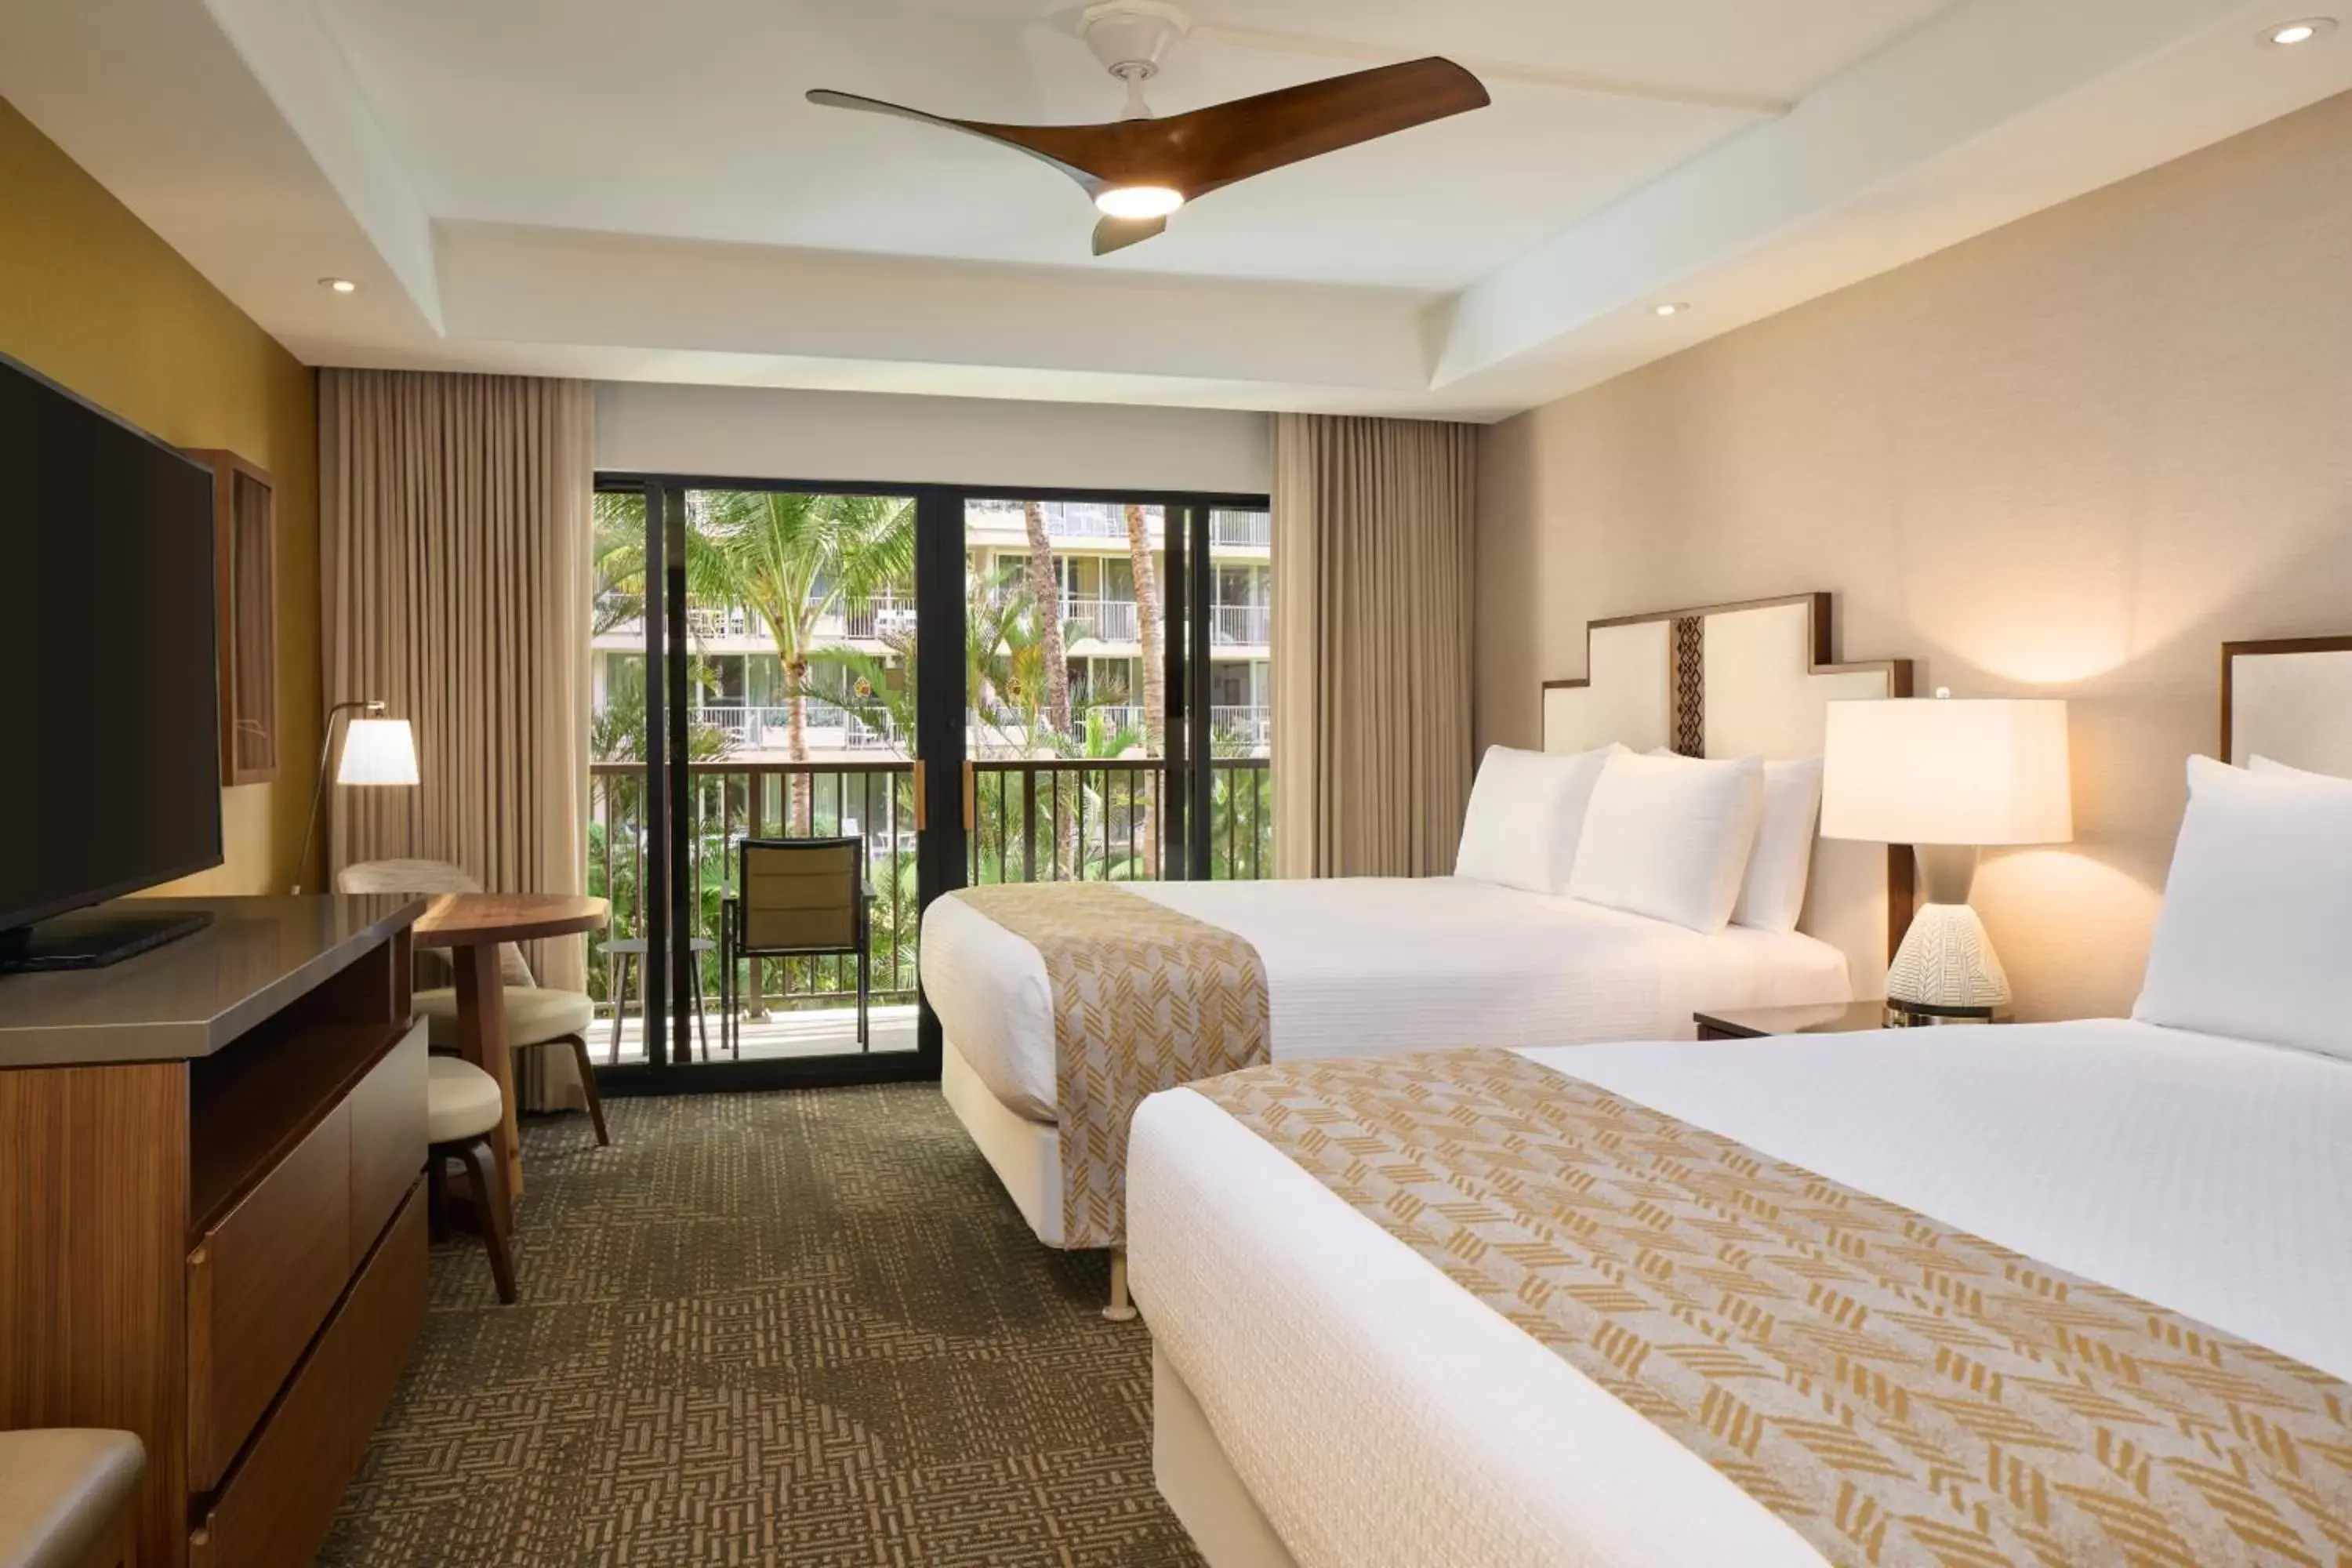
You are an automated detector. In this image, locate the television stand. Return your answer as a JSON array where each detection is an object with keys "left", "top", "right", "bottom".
[{"left": 0, "top": 904, "right": 214, "bottom": 972}]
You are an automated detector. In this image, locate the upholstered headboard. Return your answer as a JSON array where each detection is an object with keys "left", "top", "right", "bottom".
[
  {"left": 1541, "top": 592, "right": 1913, "bottom": 998},
  {"left": 2222, "top": 637, "right": 2352, "bottom": 775}
]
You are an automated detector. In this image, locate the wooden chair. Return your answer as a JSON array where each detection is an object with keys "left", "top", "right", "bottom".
[
  {"left": 338, "top": 858, "right": 609, "bottom": 1145},
  {"left": 720, "top": 837, "right": 870, "bottom": 1056},
  {"left": 425, "top": 1054, "right": 516, "bottom": 1303}
]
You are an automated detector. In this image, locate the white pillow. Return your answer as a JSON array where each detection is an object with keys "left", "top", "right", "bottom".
[
  {"left": 1733, "top": 757, "right": 1825, "bottom": 932},
  {"left": 1455, "top": 745, "right": 1618, "bottom": 895},
  {"left": 2250, "top": 754, "right": 2350, "bottom": 786},
  {"left": 1569, "top": 752, "right": 1766, "bottom": 932},
  {"left": 2132, "top": 755, "right": 2352, "bottom": 1062}
]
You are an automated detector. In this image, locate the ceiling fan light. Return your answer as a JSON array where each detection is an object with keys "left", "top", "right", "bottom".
[{"left": 1095, "top": 184, "right": 1185, "bottom": 220}]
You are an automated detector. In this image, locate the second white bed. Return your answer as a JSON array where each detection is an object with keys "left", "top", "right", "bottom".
[
  {"left": 924, "top": 875, "right": 1851, "bottom": 1123},
  {"left": 1127, "top": 1019, "right": 2352, "bottom": 1568}
]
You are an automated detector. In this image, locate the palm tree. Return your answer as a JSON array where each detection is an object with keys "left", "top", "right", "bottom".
[
  {"left": 1124, "top": 505, "right": 1165, "bottom": 759},
  {"left": 1021, "top": 501, "right": 1072, "bottom": 744},
  {"left": 592, "top": 491, "right": 650, "bottom": 634},
  {"left": 691, "top": 490, "right": 915, "bottom": 827}
]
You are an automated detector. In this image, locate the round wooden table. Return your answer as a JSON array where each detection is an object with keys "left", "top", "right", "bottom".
[{"left": 412, "top": 894, "right": 608, "bottom": 1209}]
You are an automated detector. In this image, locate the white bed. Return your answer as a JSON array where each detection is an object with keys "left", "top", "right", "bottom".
[
  {"left": 928, "top": 592, "right": 1911, "bottom": 1254},
  {"left": 1127, "top": 1020, "right": 2352, "bottom": 1568},
  {"left": 929, "top": 875, "right": 1851, "bottom": 1123}
]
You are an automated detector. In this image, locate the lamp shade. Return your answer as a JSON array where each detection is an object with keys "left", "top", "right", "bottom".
[
  {"left": 337, "top": 717, "right": 419, "bottom": 786},
  {"left": 1820, "top": 698, "right": 2071, "bottom": 846}
]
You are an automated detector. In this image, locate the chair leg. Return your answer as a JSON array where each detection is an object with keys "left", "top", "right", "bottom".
[
  {"left": 857, "top": 946, "right": 870, "bottom": 1051},
  {"left": 691, "top": 953, "right": 711, "bottom": 1063},
  {"left": 560, "top": 1033, "right": 610, "bottom": 1146},
  {"left": 450, "top": 1135, "right": 517, "bottom": 1305},
  {"left": 607, "top": 950, "right": 631, "bottom": 1065},
  {"left": 426, "top": 1149, "right": 450, "bottom": 1242}
]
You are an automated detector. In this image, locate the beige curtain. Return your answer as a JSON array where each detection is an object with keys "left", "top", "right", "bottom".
[
  {"left": 1271, "top": 412, "right": 1477, "bottom": 878},
  {"left": 320, "top": 370, "right": 594, "bottom": 1105}
]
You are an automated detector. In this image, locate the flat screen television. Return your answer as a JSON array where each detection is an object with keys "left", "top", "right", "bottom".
[{"left": 0, "top": 351, "right": 223, "bottom": 968}]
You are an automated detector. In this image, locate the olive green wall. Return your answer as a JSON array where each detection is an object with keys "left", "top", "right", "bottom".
[{"left": 0, "top": 96, "right": 319, "bottom": 894}]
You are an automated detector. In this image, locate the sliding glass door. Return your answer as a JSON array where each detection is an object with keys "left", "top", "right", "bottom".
[
  {"left": 961, "top": 495, "right": 1274, "bottom": 889},
  {"left": 588, "top": 477, "right": 1268, "bottom": 1093}
]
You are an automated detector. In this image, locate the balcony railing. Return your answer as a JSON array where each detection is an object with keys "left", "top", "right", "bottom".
[
  {"left": 1210, "top": 604, "right": 1271, "bottom": 645},
  {"left": 586, "top": 757, "right": 1275, "bottom": 1018},
  {"left": 1211, "top": 705, "right": 1272, "bottom": 745},
  {"left": 969, "top": 500, "right": 1145, "bottom": 542},
  {"left": 1061, "top": 597, "right": 1139, "bottom": 644},
  {"left": 1210, "top": 510, "right": 1272, "bottom": 548},
  {"left": 691, "top": 702, "right": 900, "bottom": 751}
]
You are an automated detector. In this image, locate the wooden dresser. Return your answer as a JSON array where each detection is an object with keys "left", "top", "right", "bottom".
[{"left": 0, "top": 896, "right": 430, "bottom": 1568}]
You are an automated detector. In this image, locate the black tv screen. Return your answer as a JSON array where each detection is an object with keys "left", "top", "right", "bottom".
[{"left": 0, "top": 353, "right": 222, "bottom": 934}]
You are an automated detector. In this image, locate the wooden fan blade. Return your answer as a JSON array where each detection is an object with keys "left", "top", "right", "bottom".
[
  {"left": 811, "top": 56, "right": 1486, "bottom": 200},
  {"left": 956, "top": 57, "right": 1490, "bottom": 198},
  {"left": 1091, "top": 214, "right": 1168, "bottom": 255},
  {"left": 806, "top": 88, "right": 1102, "bottom": 190}
]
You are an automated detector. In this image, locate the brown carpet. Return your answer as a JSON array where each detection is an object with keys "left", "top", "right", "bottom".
[{"left": 319, "top": 1085, "right": 1205, "bottom": 1567}]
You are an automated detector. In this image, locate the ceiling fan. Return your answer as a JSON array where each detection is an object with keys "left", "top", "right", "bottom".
[{"left": 806, "top": 0, "right": 1490, "bottom": 256}]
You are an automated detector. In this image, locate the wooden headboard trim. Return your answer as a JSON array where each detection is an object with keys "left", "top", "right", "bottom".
[{"left": 1541, "top": 590, "right": 1916, "bottom": 963}]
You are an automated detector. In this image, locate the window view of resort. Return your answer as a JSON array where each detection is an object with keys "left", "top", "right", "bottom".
[{"left": 586, "top": 491, "right": 1274, "bottom": 1062}]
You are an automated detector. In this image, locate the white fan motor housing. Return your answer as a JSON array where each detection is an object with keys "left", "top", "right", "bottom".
[{"left": 1080, "top": 0, "right": 1191, "bottom": 81}]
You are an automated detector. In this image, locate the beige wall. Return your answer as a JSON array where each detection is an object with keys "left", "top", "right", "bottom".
[
  {"left": 1477, "top": 89, "right": 2352, "bottom": 1023},
  {"left": 597, "top": 381, "right": 1272, "bottom": 495},
  {"left": 0, "top": 96, "right": 320, "bottom": 895}
]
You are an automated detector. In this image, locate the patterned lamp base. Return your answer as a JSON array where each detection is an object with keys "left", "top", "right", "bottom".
[{"left": 1886, "top": 901, "right": 2011, "bottom": 1019}]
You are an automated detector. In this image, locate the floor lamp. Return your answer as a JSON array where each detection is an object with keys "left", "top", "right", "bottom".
[{"left": 294, "top": 700, "right": 419, "bottom": 894}]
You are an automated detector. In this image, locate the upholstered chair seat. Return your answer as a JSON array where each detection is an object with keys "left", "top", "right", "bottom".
[
  {"left": 426, "top": 1053, "right": 506, "bottom": 1146},
  {"left": 412, "top": 985, "right": 594, "bottom": 1051},
  {"left": 423, "top": 1054, "right": 517, "bottom": 1301},
  {"left": 0, "top": 1428, "right": 143, "bottom": 1568}
]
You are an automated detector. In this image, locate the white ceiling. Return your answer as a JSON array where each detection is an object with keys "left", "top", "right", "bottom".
[
  {"left": 3, "top": 0, "right": 2350, "bottom": 418},
  {"left": 306, "top": 0, "right": 1948, "bottom": 289}
]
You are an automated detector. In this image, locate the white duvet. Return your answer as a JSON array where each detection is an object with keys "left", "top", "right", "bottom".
[
  {"left": 1127, "top": 1020, "right": 2352, "bottom": 1568},
  {"left": 920, "top": 877, "right": 1850, "bottom": 1121}
]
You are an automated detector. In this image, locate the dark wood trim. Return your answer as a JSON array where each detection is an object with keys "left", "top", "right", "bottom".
[
  {"left": 593, "top": 470, "right": 1270, "bottom": 514},
  {"left": 1540, "top": 590, "right": 1916, "bottom": 964},
  {"left": 183, "top": 449, "right": 279, "bottom": 786},
  {"left": 2220, "top": 635, "right": 2352, "bottom": 761}
]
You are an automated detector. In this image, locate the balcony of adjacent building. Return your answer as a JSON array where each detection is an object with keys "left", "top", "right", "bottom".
[{"left": 960, "top": 500, "right": 1271, "bottom": 558}]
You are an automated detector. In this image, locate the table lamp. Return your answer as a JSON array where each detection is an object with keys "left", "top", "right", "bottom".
[
  {"left": 293, "top": 700, "right": 419, "bottom": 893},
  {"left": 1821, "top": 691, "right": 2071, "bottom": 1022}
]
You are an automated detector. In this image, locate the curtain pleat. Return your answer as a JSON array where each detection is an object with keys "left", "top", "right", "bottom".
[
  {"left": 320, "top": 370, "right": 594, "bottom": 1108},
  {"left": 1271, "top": 412, "right": 1477, "bottom": 878}
]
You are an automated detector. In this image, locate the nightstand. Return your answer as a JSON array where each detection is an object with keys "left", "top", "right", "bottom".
[{"left": 1694, "top": 1000, "right": 1913, "bottom": 1040}]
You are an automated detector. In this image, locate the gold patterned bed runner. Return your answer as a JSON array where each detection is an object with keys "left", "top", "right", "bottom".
[
  {"left": 955, "top": 883, "right": 1269, "bottom": 1249},
  {"left": 1192, "top": 1047, "right": 2352, "bottom": 1567}
]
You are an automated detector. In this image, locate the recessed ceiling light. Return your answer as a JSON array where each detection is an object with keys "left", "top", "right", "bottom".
[
  {"left": 1094, "top": 184, "right": 1185, "bottom": 220},
  {"left": 1653, "top": 302, "right": 1689, "bottom": 317},
  {"left": 2262, "top": 16, "right": 2336, "bottom": 44},
  {"left": 319, "top": 277, "right": 359, "bottom": 294}
]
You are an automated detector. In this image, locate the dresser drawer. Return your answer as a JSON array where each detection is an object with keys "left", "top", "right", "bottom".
[
  {"left": 186, "top": 1098, "right": 352, "bottom": 1492},
  {"left": 347, "top": 1022, "right": 427, "bottom": 1266},
  {"left": 190, "top": 1182, "right": 426, "bottom": 1568}
]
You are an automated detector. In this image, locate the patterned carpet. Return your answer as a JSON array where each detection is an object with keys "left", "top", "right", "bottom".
[{"left": 320, "top": 1086, "right": 1204, "bottom": 1567}]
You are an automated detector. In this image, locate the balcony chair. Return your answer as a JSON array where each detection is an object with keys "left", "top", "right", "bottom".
[
  {"left": 720, "top": 837, "right": 871, "bottom": 1058},
  {"left": 337, "top": 858, "right": 609, "bottom": 1146},
  {"left": 601, "top": 931, "right": 715, "bottom": 1064}
]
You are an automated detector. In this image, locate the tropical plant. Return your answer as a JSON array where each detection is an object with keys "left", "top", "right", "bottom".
[{"left": 690, "top": 489, "right": 916, "bottom": 824}]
